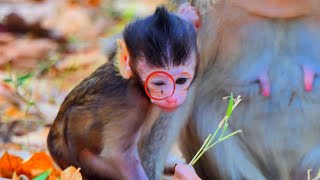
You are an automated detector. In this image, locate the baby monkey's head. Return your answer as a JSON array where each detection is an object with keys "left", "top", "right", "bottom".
[{"left": 117, "top": 6, "right": 199, "bottom": 112}]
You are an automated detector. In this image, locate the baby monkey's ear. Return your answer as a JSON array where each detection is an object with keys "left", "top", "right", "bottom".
[{"left": 117, "top": 39, "right": 132, "bottom": 79}]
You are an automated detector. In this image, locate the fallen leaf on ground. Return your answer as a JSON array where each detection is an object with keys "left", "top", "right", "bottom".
[
  {"left": 3, "top": 106, "right": 25, "bottom": 120},
  {"left": 87, "top": 0, "right": 101, "bottom": 7},
  {"left": 11, "top": 128, "right": 50, "bottom": 149},
  {"left": 42, "top": 5, "right": 92, "bottom": 38},
  {"left": 60, "top": 166, "right": 82, "bottom": 180},
  {"left": 16, "top": 152, "right": 60, "bottom": 179},
  {"left": 56, "top": 48, "right": 106, "bottom": 71},
  {"left": 0, "top": 33, "right": 15, "bottom": 44},
  {"left": 12, "top": 172, "right": 19, "bottom": 180},
  {"left": 0, "top": 38, "right": 57, "bottom": 68},
  {"left": 0, "top": 152, "right": 23, "bottom": 178},
  {"left": 0, "top": 82, "right": 21, "bottom": 106}
]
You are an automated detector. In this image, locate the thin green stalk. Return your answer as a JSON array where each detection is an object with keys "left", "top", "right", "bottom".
[
  {"left": 218, "top": 117, "right": 230, "bottom": 140},
  {"left": 190, "top": 149, "right": 206, "bottom": 166},
  {"left": 204, "top": 123, "right": 221, "bottom": 149},
  {"left": 219, "top": 130, "right": 242, "bottom": 142},
  {"left": 204, "top": 140, "right": 219, "bottom": 151},
  {"left": 189, "top": 134, "right": 212, "bottom": 165},
  {"left": 188, "top": 93, "right": 242, "bottom": 166},
  {"left": 204, "top": 130, "right": 241, "bottom": 151},
  {"left": 218, "top": 116, "right": 228, "bottom": 129}
]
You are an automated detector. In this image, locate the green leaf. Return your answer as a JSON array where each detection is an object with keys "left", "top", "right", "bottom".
[
  {"left": 226, "top": 93, "right": 234, "bottom": 117},
  {"left": 17, "top": 73, "right": 33, "bottom": 86},
  {"left": 3, "top": 78, "right": 13, "bottom": 83},
  {"left": 317, "top": 168, "right": 320, "bottom": 177},
  {"left": 18, "top": 73, "right": 33, "bottom": 82},
  {"left": 32, "top": 168, "right": 52, "bottom": 180},
  {"left": 68, "top": 36, "right": 79, "bottom": 45},
  {"left": 28, "top": 100, "right": 35, "bottom": 106},
  {"left": 122, "top": 5, "right": 137, "bottom": 21}
]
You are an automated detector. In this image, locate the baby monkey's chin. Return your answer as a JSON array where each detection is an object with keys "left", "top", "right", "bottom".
[
  {"left": 153, "top": 100, "right": 185, "bottom": 112},
  {"left": 157, "top": 104, "right": 179, "bottom": 112},
  {"left": 160, "top": 107, "right": 178, "bottom": 112},
  {"left": 157, "top": 105, "right": 179, "bottom": 112}
]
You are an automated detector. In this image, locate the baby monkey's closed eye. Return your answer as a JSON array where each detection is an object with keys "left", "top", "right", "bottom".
[{"left": 153, "top": 81, "right": 166, "bottom": 86}]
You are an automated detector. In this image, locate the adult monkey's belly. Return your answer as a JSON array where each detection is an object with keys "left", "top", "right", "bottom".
[{"left": 179, "top": 0, "right": 320, "bottom": 179}]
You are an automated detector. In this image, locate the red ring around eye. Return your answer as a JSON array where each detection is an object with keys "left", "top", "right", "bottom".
[{"left": 144, "top": 71, "right": 176, "bottom": 100}]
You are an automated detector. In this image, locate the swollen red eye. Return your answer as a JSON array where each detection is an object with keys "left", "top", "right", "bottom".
[
  {"left": 176, "top": 78, "right": 187, "bottom": 84},
  {"left": 153, "top": 81, "right": 165, "bottom": 86},
  {"left": 144, "top": 71, "right": 175, "bottom": 100}
]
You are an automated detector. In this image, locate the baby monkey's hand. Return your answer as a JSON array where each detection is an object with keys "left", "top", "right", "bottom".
[
  {"left": 177, "top": 3, "right": 201, "bottom": 30},
  {"left": 173, "top": 164, "right": 201, "bottom": 180}
]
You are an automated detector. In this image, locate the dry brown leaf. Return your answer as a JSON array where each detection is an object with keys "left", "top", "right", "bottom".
[
  {"left": 16, "top": 152, "right": 60, "bottom": 179},
  {"left": 0, "top": 1, "right": 60, "bottom": 24},
  {"left": 0, "top": 33, "right": 15, "bottom": 44},
  {"left": 42, "top": 5, "right": 92, "bottom": 38},
  {"left": 87, "top": 0, "right": 101, "bottom": 7},
  {"left": 60, "top": 166, "right": 82, "bottom": 180},
  {"left": 11, "top": 128, "right": 50, "bottom": 150},
  {"left": 56, "top": 48, "right": 106, "bottom": 71},
  {"left": 0, "top": 82, "right": 21, "bottom": 106},
  {"left": 3, "top": 106, "right": 25, "bottom": 120},
  {"left": 0, "top": 37, "right": 57, "bottom": 69},
  {"left": 11, "top": 172, "right": 19, "bottom": 180},
  {"left": 0, "top": 152, "right": 23, "bottom": 178},
  {"left": 0, "top": 144, "right": 22, "bottom": 151}
]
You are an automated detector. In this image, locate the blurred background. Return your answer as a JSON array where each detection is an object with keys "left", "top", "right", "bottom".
[{"left": 0, "top": 0, "right": 172, "bottom": 174}]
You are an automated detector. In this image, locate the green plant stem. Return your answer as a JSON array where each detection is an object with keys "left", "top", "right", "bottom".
[
  {"left": 205, "top": 130, "right": 242, "bottom": 150},
  {"left": 14, "top": 91, "right": 45, "bottom": 120},
  {"left": 189, "top": 134, "right": 212, "bottom": 165},
  {"left": 188, "top": 93, "right": 243, "bottom": 166},
  {"left": 190, "top": 148, "right": 206, "bottom": 166},
  {"left": 204, "top": 118, "right": 224, "bottom": 149},
  {"left": 218, "top": 117, "right": 229, "bottom": 140},
  {"left": 191, "top": 129, "right": 241, "bottom": 166},
  {"left": 219, "top": 130, "right": 242, "bottom": 142}
]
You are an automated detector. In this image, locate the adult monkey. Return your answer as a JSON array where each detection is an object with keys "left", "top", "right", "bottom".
[{"left": 141, "top": 0, "right": 320, "bottom": 180}]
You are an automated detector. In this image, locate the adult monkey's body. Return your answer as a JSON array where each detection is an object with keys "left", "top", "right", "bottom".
[{"left": 144, "top": 0, "right": 320, "bottom": 179}]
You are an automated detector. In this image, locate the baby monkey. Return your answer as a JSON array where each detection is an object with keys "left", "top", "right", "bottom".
[{"left": 47, "top": 5, "right": 200, "bottom": 180}]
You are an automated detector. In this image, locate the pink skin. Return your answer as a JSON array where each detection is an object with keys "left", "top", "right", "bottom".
[
  {"left": 173, "top": 164, "right": 201, "bottom": 180},
  {"left": 256, "top": 66, "right": 316, "bottom": 96},
  {"left": 259, "top": 71, "right": 271, "bottom": 97},
  {"left": 303, "top": 66, "right": 315, "bottom": 92},
  {"left": 138, "top": 54, "right": 197, "bottom": 111},
  {"left": 177, "top": 3, "right": 201, "bottom": 30},
  {"left": 155, "top": 90, "right": 188, "bottom": 112}
]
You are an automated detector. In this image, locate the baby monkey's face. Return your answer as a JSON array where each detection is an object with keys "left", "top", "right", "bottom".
[{"left": 138, "top": 52, "right": 197, "bottom": 112}]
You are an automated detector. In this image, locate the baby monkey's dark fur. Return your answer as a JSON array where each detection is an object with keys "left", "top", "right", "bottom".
[{"left": 47, "top": 6, "right": 198, "bottom": 180}]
